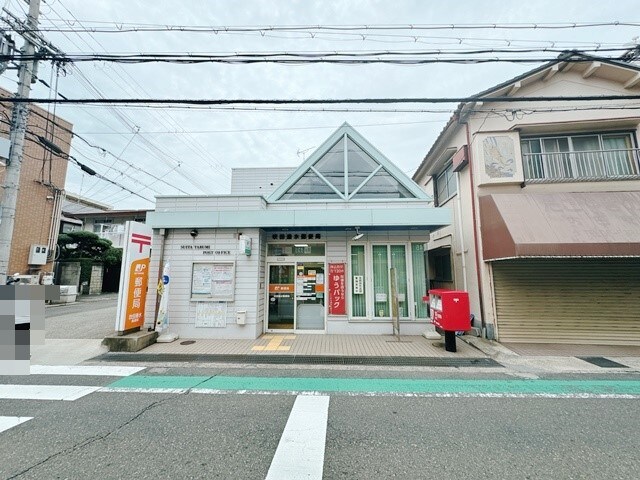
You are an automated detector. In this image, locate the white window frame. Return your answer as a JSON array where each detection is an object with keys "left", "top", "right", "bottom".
[
  {"left": 435, "top": 162, "right": 457, "bottom": 206},
  {"left": 347, "top": 242, "right": 417, "bottom": 321}
]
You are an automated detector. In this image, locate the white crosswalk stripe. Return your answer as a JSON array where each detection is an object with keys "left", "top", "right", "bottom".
[
  {"left": 0, "top": 384, "right": 101, "bottom": 401},
  {"left": 0, "top": 416, "right": 32, "bottom": 434},
  {"left": 0, "top": 364, "right": 146, "bottom": 435},
  {"left": 266, "top": 395, "right": 330, "bottom": 480}
]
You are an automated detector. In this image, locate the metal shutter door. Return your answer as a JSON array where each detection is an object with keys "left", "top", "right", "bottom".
[{"left": 493, "top": 259, "right": 640, "bottom": 345}]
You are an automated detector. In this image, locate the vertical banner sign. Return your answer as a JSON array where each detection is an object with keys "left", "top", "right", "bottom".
[
  {"left": 328, "top": 263, "right": 346, "bottom": 315},
  {"left": 155, "top": 262, "right": 170, "bottom": 334},
  {"left": 115, "top": 221, "right": 153, "bottom": 332}
]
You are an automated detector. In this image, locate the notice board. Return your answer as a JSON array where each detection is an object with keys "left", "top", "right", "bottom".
[{"left": 191, "top": 262, "right": 235, "bottom": 301}]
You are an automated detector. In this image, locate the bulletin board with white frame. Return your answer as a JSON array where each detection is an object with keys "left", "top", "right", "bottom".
[{"left": 190, "top": 261, "right": 236, "bottom": 301}]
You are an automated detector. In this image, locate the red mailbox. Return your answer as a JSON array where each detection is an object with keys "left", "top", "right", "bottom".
[{"left": 428, "top": 289, "right": 470, "bottom": 352}]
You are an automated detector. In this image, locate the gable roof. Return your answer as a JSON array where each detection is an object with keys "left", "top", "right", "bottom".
[
  {"left": 413, "top": 51, "right": 640, "bottom": 179},
  {"left": 268, "top": 122, "right": 429, "bottom": 202}
]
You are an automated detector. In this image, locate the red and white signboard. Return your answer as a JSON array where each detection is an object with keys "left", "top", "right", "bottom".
[
  {"left": 115, "top": 221, "right": 153, "bottom": 332},
  {"left": 328, "top": 263, "right": 346, "bottom": 315}
]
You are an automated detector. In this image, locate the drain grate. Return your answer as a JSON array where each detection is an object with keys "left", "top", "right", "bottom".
[
  {"left": 577, "top": 356, "right": 628, "bottom": 369},
  {"left": 94, "top": 353, "right": 501, "bottom": 368}
]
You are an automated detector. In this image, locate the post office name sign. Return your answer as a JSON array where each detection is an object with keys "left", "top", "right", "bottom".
[{"left": 180, "top": 245, "right": 231, "bottom": 256}]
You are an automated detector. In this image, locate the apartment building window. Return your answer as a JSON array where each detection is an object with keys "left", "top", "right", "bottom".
[
  {"left": 434, "top": 162, "right": 456, "bottom": 205},
  {"left": 521, "top": 132, "right": 639, "bottom": 181}
]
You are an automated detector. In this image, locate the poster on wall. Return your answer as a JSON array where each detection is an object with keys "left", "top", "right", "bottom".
[
  {"left": 195, "top": 302, "right": 227, "bottom": 328},
  {"left": 192, "top": 263, "right": 213, "bottom": 294},
  {"left": 115, "top": 221, "right": 153, "bottom": 332},
  {"left": 191, "top": 262, "right": 235, "bottom": 301},
  {"left": 328, "top": 263, "right": 346, "bottom": 315}
]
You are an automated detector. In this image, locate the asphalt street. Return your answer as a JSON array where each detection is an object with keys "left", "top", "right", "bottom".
[
  {"left": 44, "top": 294, "right": 117, "bottom": 339},
  {"left": 10, "top": 296, "right": 637, "bottom": 479},
  {"left": 1, "top": 363, "right": 640, "bottom": 479}
]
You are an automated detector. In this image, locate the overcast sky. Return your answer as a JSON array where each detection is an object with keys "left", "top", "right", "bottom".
[{"left": 2, "top": 0, "right": 640, "bottom": 209}]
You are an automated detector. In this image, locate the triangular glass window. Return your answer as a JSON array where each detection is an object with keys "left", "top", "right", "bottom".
[
  {"left": 351, "top": 170, "right": 414, "bottom": 199},
  {"left": 280, "top": 169, "right": 341, "bottom": 200},
  {"left": 314, "top": 138, "right": 345, "bottom": 192},
  {"left": 346, "top": 137, "right": 378, "bottom": 192},
  {"left": 272, "top": 128, "right": 424, "bottom": 202}
]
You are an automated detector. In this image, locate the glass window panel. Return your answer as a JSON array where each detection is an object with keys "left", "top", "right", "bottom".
[
  {"left": 390, "top": 245, "right": 408, "bottom": 318},
  {"left": 267, "top": 243, "right": 325, "bottom": 256},
  {"left": 350, "top": 245, "right": 366, "bottom": 317},
  {"left": 435, "top": 164, "right": 456, "bottom": 204},
  {"left": 446, "top": 168, "right": 457, "bottom": 198},
  {"left": 280, "top": 169, "right": 341, "bottom": 200},
  {"left": 436, "top": 172, "right": 447, "bottom": 205},
  {"left": 571, "top": 136, "right": 604, "bottom": 177},
  {"left": 314, "top": 139, "right": 345, "bottom": 193},
  {"left": 542, "top": 138, "right": 572, "bottom": 178},
  {"left": 603, "top": 135, "right": 636, "bottom": 176},
  {"left": 372, "top": 245, "right": 389, "bottom": 317},
  {"left": 353, "top": 170, "right": 414, "bottom": 199},
  {"left": 346, "top": 137, "right": 379, "bottom": 192},
  {"left": 571, "top": 136, "right": 599, "bottom": 151},
  {"left": 411, "top": 243, "right": 428, "bottom": 318}
]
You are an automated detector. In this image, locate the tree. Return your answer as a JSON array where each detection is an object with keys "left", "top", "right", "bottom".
[{"left": 57, "top": 231, "right": 114, "bottom": 260}]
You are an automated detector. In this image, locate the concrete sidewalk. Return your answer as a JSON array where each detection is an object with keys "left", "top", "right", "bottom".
[{"left": 133, "top": 333, "right": 482, "bottom": 358}]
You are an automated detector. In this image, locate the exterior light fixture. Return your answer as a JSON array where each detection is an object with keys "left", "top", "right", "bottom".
[
  {"left": 190, "top": 229, "right": 199, "bottom": 238},
  {"left": 352, "top": 227, "right": 364, "bottom": 241}
]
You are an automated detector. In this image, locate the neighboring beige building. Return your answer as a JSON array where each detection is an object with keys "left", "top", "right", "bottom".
[
  {"left": 0, "top": 88, "right": 73, "bottom": 279},
  {"left": 62, "top": 192, "right": 150, "bottom": 249},
  {"left": 413, "top": 52, "right": 640, "bottom": 346}
]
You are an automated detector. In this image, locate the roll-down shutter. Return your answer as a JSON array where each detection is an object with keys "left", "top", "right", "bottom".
[{"left": 493, "top": 259, "right": 640, "bottom": 345}]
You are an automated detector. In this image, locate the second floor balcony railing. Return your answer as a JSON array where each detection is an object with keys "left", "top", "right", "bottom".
[{"left": 522, "top": 148, "right": 640, "bottom": 181}]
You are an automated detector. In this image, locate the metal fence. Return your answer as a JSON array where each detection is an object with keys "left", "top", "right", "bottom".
[{"left": 523, "top": 148, "right": 640, "bottom": 180}]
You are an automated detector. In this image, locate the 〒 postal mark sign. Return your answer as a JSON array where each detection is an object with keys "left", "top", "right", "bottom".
[{"left": 116, "top": 221, "right": 153, "bottom": 332}]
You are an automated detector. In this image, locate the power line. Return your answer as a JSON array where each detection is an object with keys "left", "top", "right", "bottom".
[
  {"left": 4, "top": 94, "right": 640, "bottom": 106},
  {"left": 0, "top": 101, "right": 192, "bottom": 194},
  {"left": 19, "top": 20, "right": 640, "bottom": 32},
  {"left": 71, "top": 119, "right": 452, "bottom": 135},
  {"left": 44, "top": 0, "right": 233, "bottom": 184},
  {"left": 2, "top": 51, "right": 637, "bottom": 64},
  {"left": 17, "top": 129, "right": 155, "bottom": 204}
]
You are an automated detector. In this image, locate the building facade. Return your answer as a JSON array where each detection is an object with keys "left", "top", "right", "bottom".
[
  {"left": 413, "top": 53, "right": 640, "bottom": 345},
  {"left": 0, "top": 88, "right": 73, "bottom": 279},
  {"left": 61, "top": 192, "right": 150, "bottom": 248},
  {"left": 144, "top": 124, "right": 450, "bottom": 339}
]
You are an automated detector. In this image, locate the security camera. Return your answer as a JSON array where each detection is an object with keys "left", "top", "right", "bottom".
[{"left": 190, "top": 228, "right": 199, "bottom": 238}]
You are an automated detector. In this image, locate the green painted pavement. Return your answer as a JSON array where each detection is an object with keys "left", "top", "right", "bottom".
[{"left": 107, "top": 375, "right": 640, "bottom": 395}]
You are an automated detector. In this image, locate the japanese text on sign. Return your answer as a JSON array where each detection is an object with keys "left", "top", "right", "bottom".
[{"left": 328, "top": 263, "right": 346, "bottom": 315}]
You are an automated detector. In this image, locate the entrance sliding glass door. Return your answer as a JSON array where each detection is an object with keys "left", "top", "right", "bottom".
[
  {"left": 295, "top": 262, "right": 325, "bottom": 330},
  {"left": 267, "top": 261, "right": 326, "bottom": 332},
  {"left": 268, "top": 264, "right": 295, "bottom": 330}
]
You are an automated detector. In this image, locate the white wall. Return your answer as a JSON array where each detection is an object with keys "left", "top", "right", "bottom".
[
  {"left": 231, "top": 168, "right": 295, "bottom": 196},
  {"left": 144, "top": 227, "right": 262, "bottom": 339}
]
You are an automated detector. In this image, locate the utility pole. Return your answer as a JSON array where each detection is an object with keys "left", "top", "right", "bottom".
[{"left": 0, "top": 0, "right": 40, "bottom": 284}]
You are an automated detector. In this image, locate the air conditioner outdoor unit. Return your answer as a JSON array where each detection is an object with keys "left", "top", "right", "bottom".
[{"left": 28, "top": 244, "right": 48, "bottom": 265}]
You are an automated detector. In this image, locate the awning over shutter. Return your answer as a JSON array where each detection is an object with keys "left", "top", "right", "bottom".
[{"left": 479, "top": 192, "right": 640, "bottom": 260}]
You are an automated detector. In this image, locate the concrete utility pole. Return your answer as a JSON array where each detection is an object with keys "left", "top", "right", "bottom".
[{"left": 0, "top": 0, "right": 40, "bottom": 284}]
